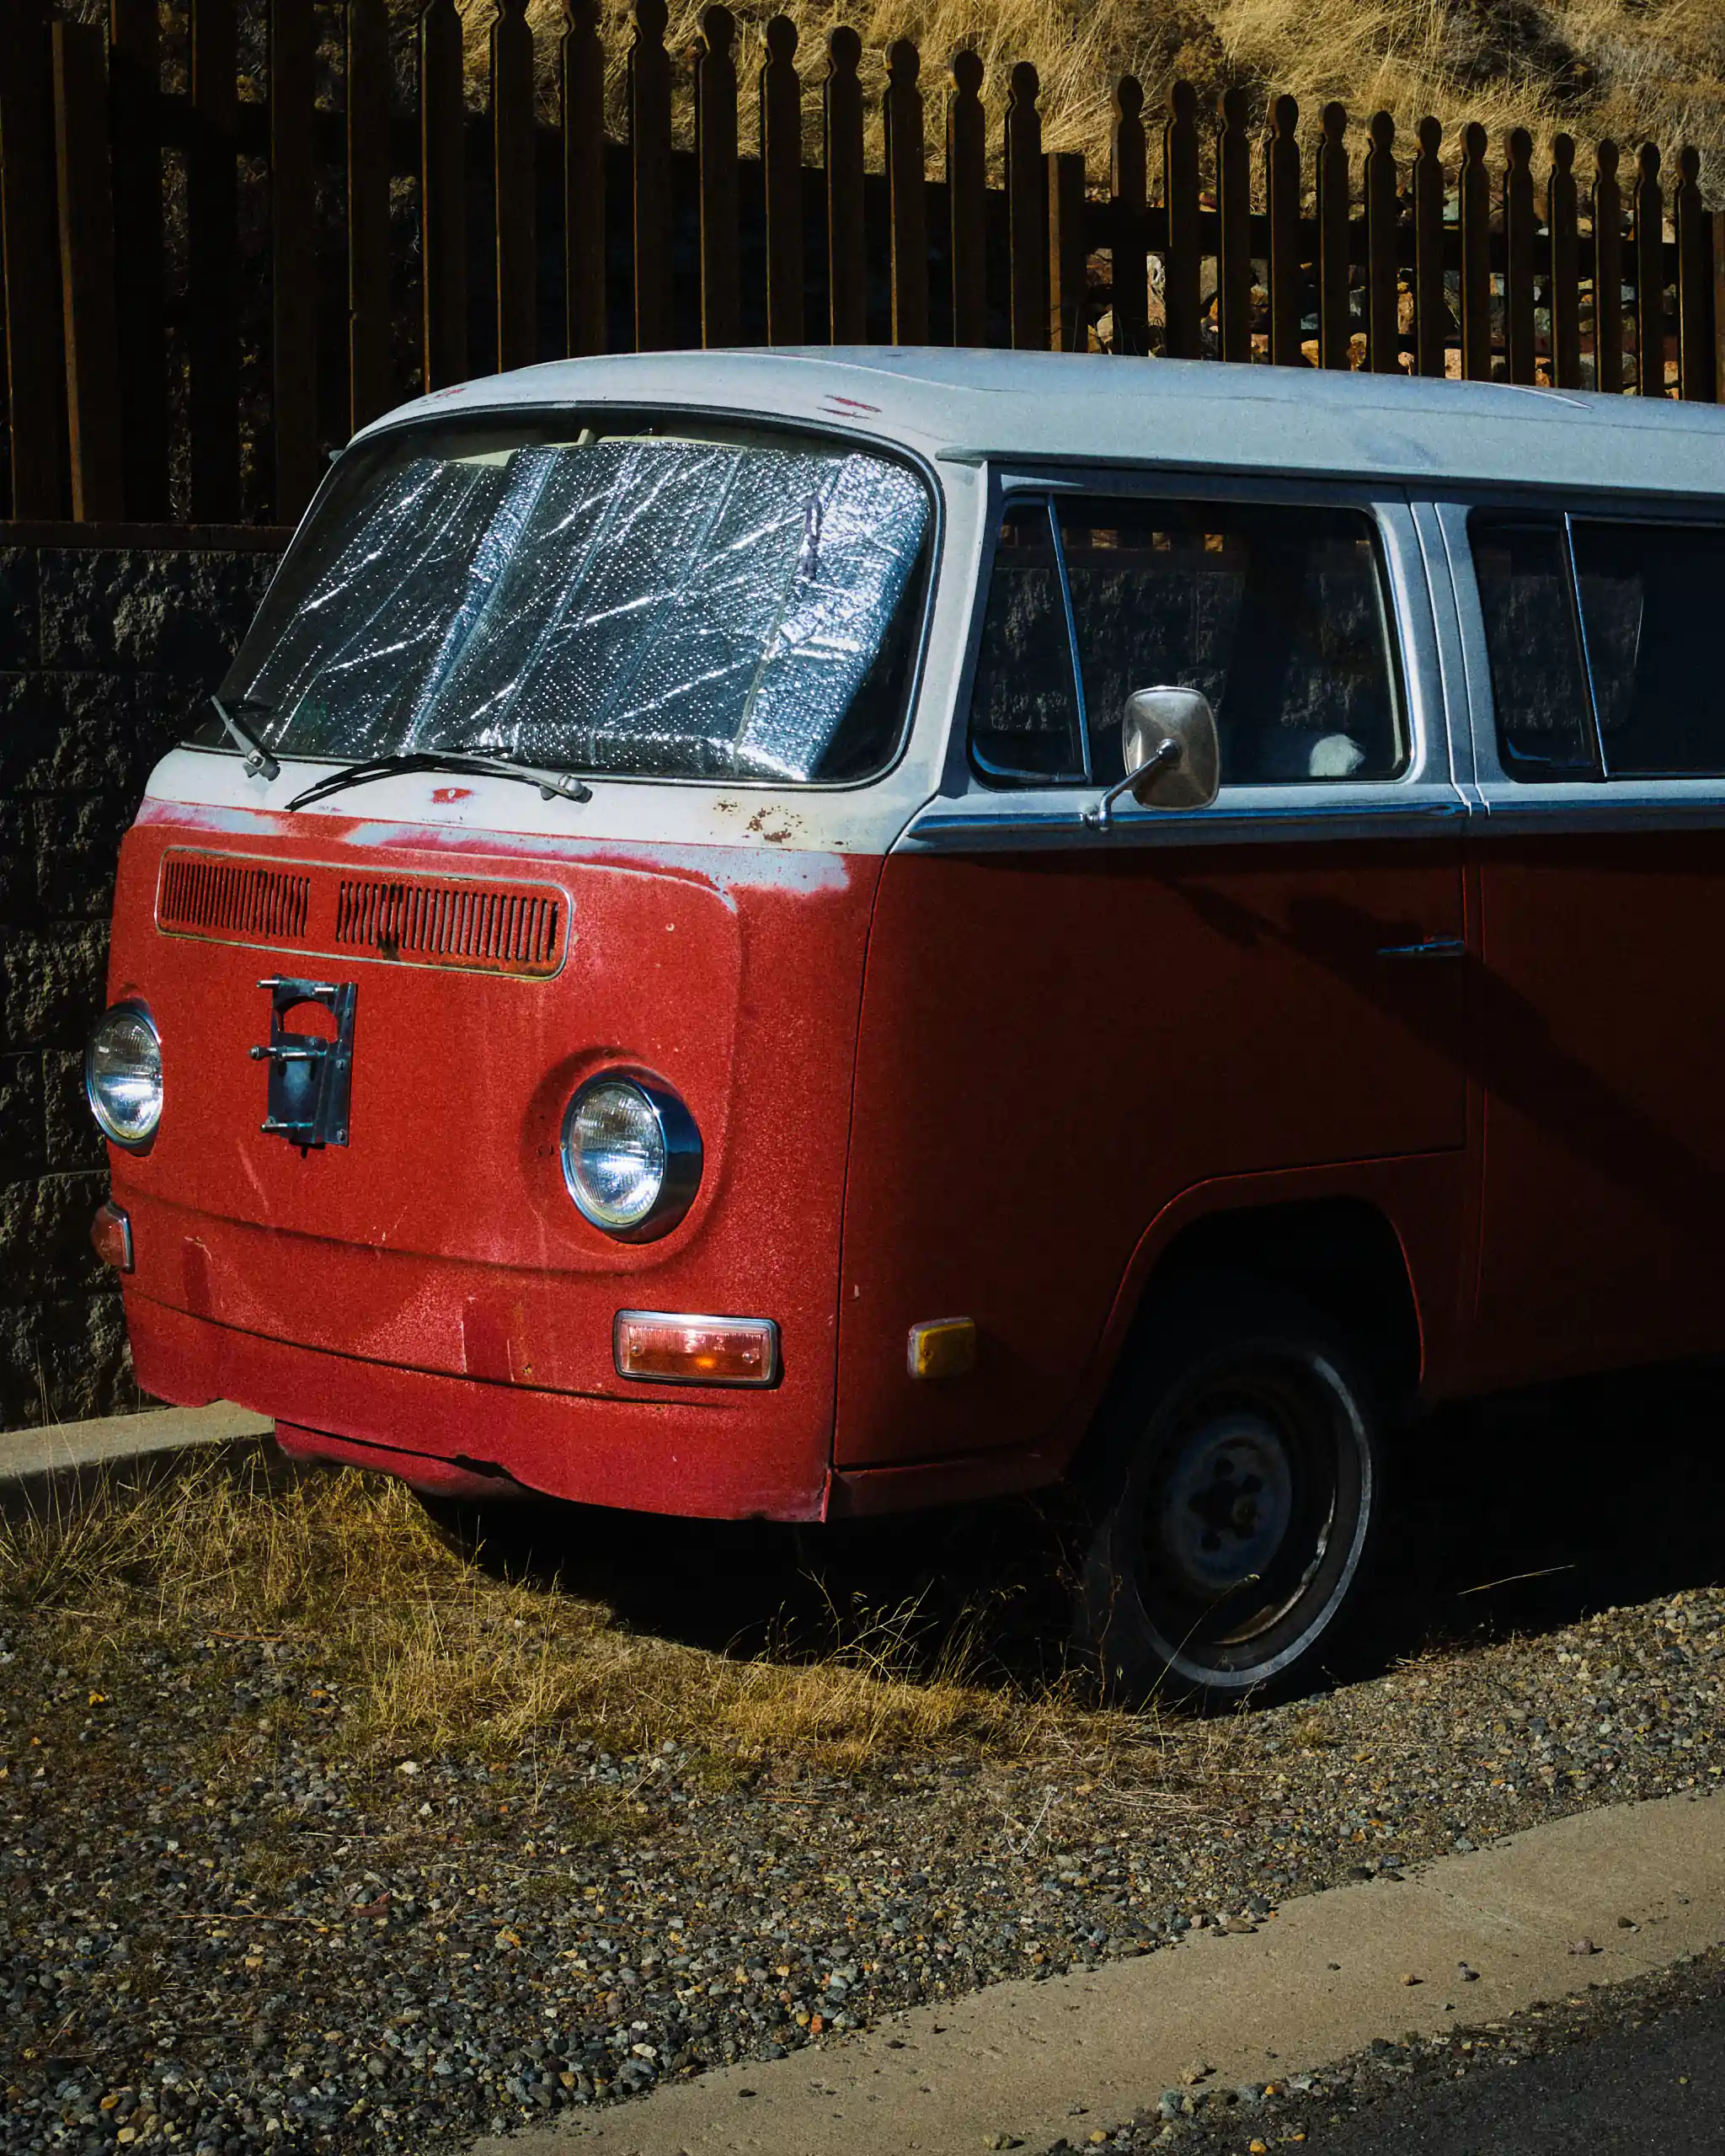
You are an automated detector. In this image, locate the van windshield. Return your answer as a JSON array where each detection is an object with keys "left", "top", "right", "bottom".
[{"left": 206, "top": 419, "right": 932, "bottom": 785}]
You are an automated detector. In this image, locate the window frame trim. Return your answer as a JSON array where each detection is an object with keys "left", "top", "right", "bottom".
[
  {"left": 965, "top": 492, "right": 1093, "bottom": 787},
  {"left": 1560, "top": 512, "right": 1610, "bottom": 777}
]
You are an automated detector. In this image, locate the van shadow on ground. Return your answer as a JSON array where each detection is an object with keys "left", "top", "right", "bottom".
[{"left": 462, "top": 1358, "right": 1725, "bottom": 1708}]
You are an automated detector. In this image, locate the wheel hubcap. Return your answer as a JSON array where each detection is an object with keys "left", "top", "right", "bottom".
[{"left": 1156, "top": 1409, "right": 1295, "bottom": 1598}]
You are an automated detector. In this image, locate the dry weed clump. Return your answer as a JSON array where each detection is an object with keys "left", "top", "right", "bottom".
[{"left": 0, "top": 1454, "right": 1166, "bottom": 1788}]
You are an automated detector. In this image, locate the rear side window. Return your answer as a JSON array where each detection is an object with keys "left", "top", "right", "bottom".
[
  {"left": 969, "top": 494, "right": 1405, "bottom": 786},
  {"left": 1573, "top": 523, "right": 1725, "bottom": 776},
  {"left": 1471, "top": 511, "right": 1725, "bottom": 779}
]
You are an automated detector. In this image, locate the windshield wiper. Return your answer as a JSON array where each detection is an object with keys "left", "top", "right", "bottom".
[
  {"left": 284, "top": 750, "right": 592, "bottom": 814},
  {"left": 210, "top": 693, "right": 281, "bottom": 782}
]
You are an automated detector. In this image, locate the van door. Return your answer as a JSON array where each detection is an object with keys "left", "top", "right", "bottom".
[
  {"left": 836, "top": 483, "right": 1473, "bottom": 1474},
  {"left": 1438, "top": 499, "right": 1725, "bottom": 1389}
]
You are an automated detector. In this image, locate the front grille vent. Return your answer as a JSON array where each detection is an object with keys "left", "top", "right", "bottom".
[
  {"left": 334, "top": 877, "right": 563, "bottom": 975},
  {"left": 158, "top": 853, "right": 311, "bottom": 942},
  {"left": 156, "top": 850, "right": 566, "bottom": 977}
]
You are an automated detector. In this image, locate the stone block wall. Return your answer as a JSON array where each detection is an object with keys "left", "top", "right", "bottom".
[{"left": 0, "top": 531, "right": 284, "bottom": 1429}]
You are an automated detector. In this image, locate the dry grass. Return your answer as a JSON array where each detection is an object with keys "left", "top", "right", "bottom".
[
  {"left": 481, "top": 0, "right": 1725, "bottom": 195},
  {"left": 0, "top": 1455, "right": 1170, "bottom": 1786}
]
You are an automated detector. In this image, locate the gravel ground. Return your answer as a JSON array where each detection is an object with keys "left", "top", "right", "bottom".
[
  {"left": 3, "top": 1372, "right": 1725, "bottom": 2156},
  {"left": 1056, "top": 1940, "right": 1725, "bottom": 2153}
]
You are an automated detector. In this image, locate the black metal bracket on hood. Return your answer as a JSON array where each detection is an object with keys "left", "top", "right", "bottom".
[{"left": 251, "top": 977, "right": 355, "bottom": 1149}]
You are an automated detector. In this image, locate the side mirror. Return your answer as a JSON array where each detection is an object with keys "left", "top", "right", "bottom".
[{"left": 1082, "top": 686, "right": 1220, "bottom": 830}]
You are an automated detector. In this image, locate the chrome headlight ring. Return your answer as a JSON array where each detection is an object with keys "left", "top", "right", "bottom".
[
  {"left": 85, "top": 1001, "right": 164, "bottom": 1151},
  {"left": 559, "top": 1069, "right": 702, "bottom": 1242}
]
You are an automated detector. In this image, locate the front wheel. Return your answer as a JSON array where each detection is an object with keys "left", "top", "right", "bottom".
[{"left": 1074, "top": 1276, "right": 1385, "bottom": 1710}]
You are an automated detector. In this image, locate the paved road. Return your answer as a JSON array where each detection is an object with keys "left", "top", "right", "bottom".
[
  {"left": 1289, "top": 2001, "right": 1718, "bottom": 2155},
  {"left": 1147, "top": 1944, "right": 1725, "bottom": 2156}
]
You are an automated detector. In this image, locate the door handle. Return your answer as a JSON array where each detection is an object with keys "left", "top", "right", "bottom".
[{"left": 1377, "top": 937, "right": 1466, "bottom": 962}]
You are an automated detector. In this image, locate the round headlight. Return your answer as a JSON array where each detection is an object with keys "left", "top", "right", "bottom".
[
  {"left": 560, "top": 1071, "right": 701, "bottom": 1241},
  {"left": 85, "top": 1001, "right": 163, "bottom": 1150}
]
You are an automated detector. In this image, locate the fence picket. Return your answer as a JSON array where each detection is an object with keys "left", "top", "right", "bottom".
[
  {"left": 761, "top": 16, "right": 803, "bottom": 344},
  {"left": 493, "top": 0, "right": 537, "bottom": 372},
  {"left": 1264, "top": 94, "right": 1300, "bottom": 366},
  {"left": 1548, "top": 133, "right": 1581, "bottom": 389},
  {"left": 1049, "top": 149, "right": 1086, "bottom": 351},
  {"left": 420, "top": 0, "right": 467, "bottom": 388},
  {"left": 270, "top": 0, "right": 318, "bottom": 519},
  {"left": 51, "top": 21, "right": 122, "bottom": 520},
  {"left": 825, "top": 27, "right": 865, "bottom": 343},
  {"left": 561, "top": 0, "right": 605, "bottom": 356},
  {"left": 1632, "top": 141, "right": 1663, "bottom": 395},
  {"left": 1317, "top": 102, "right": 1349, "bottom": 368},
  {"left": 949, "top": 51, "right": 988, "bottom": 347},
  {"left": 188, "top": 0, "right": 240, "bottom": 519},
  {"left": 1675, "top": 147, "right": 1712, "bottom": 402},
  {"left": 1594, "top": 141, "right": 1623, "bottom": 394},
  {"left": 1163, "top": 82, "right": 1200, "bottom": 359},
  {"left": 1110, "top": 76, "right": 1148, "bottom": 358},
  {"left": 109, "top": 0, "right": 168, "bottom": 517},
  {"left": 1460, "top": 122, "right": 1491, "bottom": 380},
  {"left": 1504, "top": 125, "right": 1535, "bottom": 384},
  {"left": 885, "top": 39, "right": 927, "bottom": 344},
  {"left": 0, "top": 0, "right": 61, "bottom": 515},
  {"left": 697, "top": 6, "right": 740, "bottom": 348},
  {"left": 1413, "top": 117, "right": 1445, "bottom": 376},
  {"left": 348, "top": 0, "right": 393, "bottom": 427},
  {"left": 1217, "top": 87, "right": 1252, "bottom": 363},
  {"left": 1715, "top": 210, "right": 1725, "bottom": 403},
  {"left": 630, "top": 0, "right": 674, "bottom": 352},
  {"left": 1006, "top": 62, "right": 1044, "bottom": 352},
  {"left": 1365, "top": 111, "right": 1397, "bottom": 373}
]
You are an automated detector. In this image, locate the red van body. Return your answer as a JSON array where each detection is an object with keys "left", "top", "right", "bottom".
[{"left": 90, "top": 350, "right": 1725, "bottom": 1698}]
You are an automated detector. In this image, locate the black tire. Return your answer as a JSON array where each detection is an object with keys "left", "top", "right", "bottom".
[{"left": 1074, "top": 1273, "right": 1385, "bottom": 1710}]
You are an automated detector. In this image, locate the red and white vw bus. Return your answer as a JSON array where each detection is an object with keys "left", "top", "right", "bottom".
[{"left": 86, "top": 349, "right": 1725, "bottom": 1702}]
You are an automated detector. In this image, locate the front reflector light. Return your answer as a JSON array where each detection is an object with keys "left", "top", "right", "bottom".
[
  {"left": 90, "top": 1201, "right": 134, "bottom": 1273},
  {"left": 614, "top": 1311, "right": 779, "bottom": 1387},
  {"left": 907, "top": 1315, "right": 977, "bottom": 1380}
]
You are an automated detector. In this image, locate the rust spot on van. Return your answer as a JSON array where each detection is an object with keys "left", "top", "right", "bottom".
[{"left": 745, "top": 807, "right": 800, "bottom": 846}]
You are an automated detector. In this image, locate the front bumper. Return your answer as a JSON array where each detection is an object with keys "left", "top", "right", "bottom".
[{"left": 125, "top": 1290, "right": 833, "bottom": 1522}]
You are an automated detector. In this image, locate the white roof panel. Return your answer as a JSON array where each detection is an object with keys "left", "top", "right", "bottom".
[{"left": 366, "top": 346, "right": 1725, "bottom": 501}]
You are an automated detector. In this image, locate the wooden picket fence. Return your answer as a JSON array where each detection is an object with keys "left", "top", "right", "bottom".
[{"left": 3, "top": 0, "right": 1724, "bottom": 531}]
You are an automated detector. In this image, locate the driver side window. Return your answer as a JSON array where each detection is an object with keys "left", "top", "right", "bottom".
[{"left": 967, "top": 492, "right": 1407, "bottom": 787}]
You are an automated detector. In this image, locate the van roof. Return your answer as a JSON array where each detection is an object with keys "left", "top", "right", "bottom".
[{"left": 372, "top": 345, "right": 1725, "bottom": 502}]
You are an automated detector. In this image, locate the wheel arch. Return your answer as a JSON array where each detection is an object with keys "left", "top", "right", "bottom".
[{"left": 1068, "top": 1193, "right": 1425, "bottom": 1487}]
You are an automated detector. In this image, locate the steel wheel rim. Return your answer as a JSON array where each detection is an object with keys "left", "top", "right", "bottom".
[{"left": 1132, "top": 1352, "right": 1371, "bottom": 1689}]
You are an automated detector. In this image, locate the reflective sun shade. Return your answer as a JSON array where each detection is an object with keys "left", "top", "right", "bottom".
[
  {"left": 614, "top": 1312, "right": 780, "bottom": 1387},
  {"left": 215, "top": 430, "right": 930, "bottom": 784}
]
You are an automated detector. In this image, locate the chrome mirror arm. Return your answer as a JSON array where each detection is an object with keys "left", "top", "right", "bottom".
[{"left": 1081, "top": 738, "right": 1181, "bottom": 831}]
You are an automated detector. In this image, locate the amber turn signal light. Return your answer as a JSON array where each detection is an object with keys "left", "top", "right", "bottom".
[
  {"left": 91, "top": 1200, "right": 134, "bottom": 1273},
  {"left": 907, "top": 1316, "right": 976, "bottom": 1380},
  {"left": 613, "top": 1310, "right": 780, "bottom": 1387}
]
